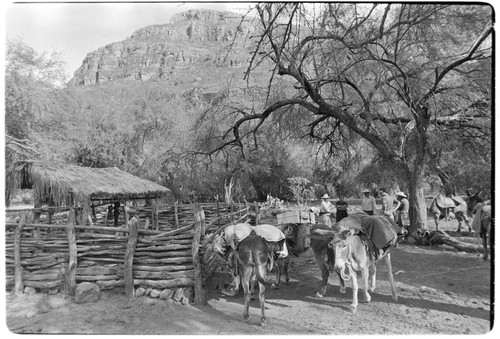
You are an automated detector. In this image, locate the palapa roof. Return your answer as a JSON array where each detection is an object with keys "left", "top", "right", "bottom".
[{"left": 6, "top": 160, "right": 171, "bottom": 206}]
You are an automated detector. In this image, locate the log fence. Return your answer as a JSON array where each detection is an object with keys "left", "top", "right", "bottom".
[{"left": 5, "top": 201, "right": 252, "bottom": 304}]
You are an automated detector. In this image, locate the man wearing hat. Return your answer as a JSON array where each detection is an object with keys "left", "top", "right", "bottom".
[
  {"left": 361, "top": 189, "right": 377, "bottom": 215},
  {"left": 379, "top": 187, "right": 395, "bottom": 220},
  {"left": 394, "top": 192, "right": 410, "bottom": 230},
  {"left": 319, "top": 193, "right": 335, "bottom": 227}
]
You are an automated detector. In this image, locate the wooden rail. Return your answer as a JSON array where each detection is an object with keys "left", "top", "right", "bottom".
[{"left": 5, "top": 203, "right": 252, "bottom": 305}]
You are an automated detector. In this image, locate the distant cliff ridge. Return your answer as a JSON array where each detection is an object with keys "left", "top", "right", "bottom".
[{"left": 69, "top": 9, "right": 256, "bottom": 86}]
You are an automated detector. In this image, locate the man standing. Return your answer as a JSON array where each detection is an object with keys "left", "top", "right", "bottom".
[
  {"left": 335, "top": 195, "right": 349, "bottom": 222},
  {"left": 394, "top": 192, "right": 410, "bottom": 230},
  {"left": 319, "top": 193, "right": 335, "bottom": 227},
  {"left": 379, "top": 188, "right": 395, "bottom": 220},
  {"left": 361, "top": 189, "right": 377, "bottom": 215}
]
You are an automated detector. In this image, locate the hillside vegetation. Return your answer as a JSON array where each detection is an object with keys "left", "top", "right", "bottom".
[{"left": 5, "top": 8, "right": 492, "bottom": 204}]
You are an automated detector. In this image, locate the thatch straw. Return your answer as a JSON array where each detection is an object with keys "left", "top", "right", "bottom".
[{"left": 5, "top": 160, "right": 171, "bottom": 207}]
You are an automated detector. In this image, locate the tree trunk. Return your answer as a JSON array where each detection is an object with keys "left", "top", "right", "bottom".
[
  {"left": 224, "top": 171, "right": 238, "bottom": 204},
  {"left": 407, "top": 150, "right": 428, "bottom": 235},
  {"left": 391, "top": 153, "right": 428, "bottom": 235},
  {"left": 408, "top": 182, "right": 428, "bottom": 235}
]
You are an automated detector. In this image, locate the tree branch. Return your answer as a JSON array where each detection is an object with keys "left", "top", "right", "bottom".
[{"left": 423, "top": 21, "right": 493, "bottom": 102}]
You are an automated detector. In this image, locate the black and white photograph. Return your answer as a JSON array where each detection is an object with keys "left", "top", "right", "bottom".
[{"left": 3, "top": 1, "right": 493, "bottom": 335}]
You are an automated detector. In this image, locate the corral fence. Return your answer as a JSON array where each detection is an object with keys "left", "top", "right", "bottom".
[{"left": 5, "top": 201, "right": 257, "bottom": 304}]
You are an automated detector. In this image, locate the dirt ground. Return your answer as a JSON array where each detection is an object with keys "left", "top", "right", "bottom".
[{"left": 4, "top": 217, "right": 493, "bottom": 335}]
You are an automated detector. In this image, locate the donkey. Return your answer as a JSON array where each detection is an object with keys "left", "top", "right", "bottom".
[
  {"left": 429, "top": 194, "right": 470, "bottom": 231},
  {"left": 466, "top": 190, "right": 492, "bottom": 260},
  {"left": 328, "top": 217, "right": 399, "bottom": 314},
  {"left": 236, "top": 234, "right": 271, "bottom": 327},
  {"left": 476, "top": 204, "right": 492, "bottom": 261},
  {"left": 277, "top": 223, "right": 346, "bottom": 297},
  {"left": 212, "top": 223, "right": 286, "bottom": 296}
]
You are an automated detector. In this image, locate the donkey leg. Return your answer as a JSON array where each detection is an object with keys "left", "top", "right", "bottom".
[
  {"left": 257, "top": 265, "right": 268, "bottom": 327},
  {"left": 350, "top": 272, "right": 359, "bottom": 313},
  {"left": 258, "top": 281, "right": 267, "bottom": 326},
  {"left": 482, "top": 233, "right": 488, "bottom": 261},
  {"left": 316, "top": 263, "right": 329, "bottom": 298},
  {"left": 368, "top": 263, "right": 377, "bottom": 293},
  {"left": 313, "top": 249, "right": 329, "bottom": 297},
  {"left": 250, "top": 273, "right": 256, "bottom": 300},
  {"left": 272, "top": 260, "right": 282, "bottom": 289},
  {"left": 384, "top": 254, "right": 398, "bottom": 301},
  {"left": 241, "top": 269, "right": 252, "bottom": 321},
  {"left": 361, "top": 265, "right": 371, "bottom": 303},
  {"left": 284, "top": 258, "right": 290, "bottom": 284},
  {"left": 336, "top": 271, "right": 346, "bottom": 295},
  {"left": 482, "top": 218, "right": 491, "bottom": 261}
]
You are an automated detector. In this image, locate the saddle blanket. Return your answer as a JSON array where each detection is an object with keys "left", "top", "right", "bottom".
[
  {"left": 224, "top": 223, "right": 285, "bottom": 242},
  {"left": 434, "top": 193, "right": 457, "bottom": 209},
  {"left": 338, "top": 213, "right": 400, "bottom": 250}
]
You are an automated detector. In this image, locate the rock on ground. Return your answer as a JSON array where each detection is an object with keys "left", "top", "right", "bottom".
[{"left": 75, "top": 282, "right": 101, "bottom": 303}]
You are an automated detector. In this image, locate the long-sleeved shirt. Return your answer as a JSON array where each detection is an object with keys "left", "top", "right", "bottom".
[
  {"left": 320, "top": 200, "right": 335, "bottom": 214},
  {"left": 361, "top": 196, "right": 377, "bottom": 212},
  {"left": 382, "top": 193, "right": 395, "bottom": 214}
]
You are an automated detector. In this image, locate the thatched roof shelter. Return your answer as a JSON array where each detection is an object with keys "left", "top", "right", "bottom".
[{"left": 6, "top": 160, "right": 171, "bottom": 207}]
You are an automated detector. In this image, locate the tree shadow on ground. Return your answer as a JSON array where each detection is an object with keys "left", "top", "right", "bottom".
[{"left": 206, "top": 242, "right": 491, "bottom": 326}]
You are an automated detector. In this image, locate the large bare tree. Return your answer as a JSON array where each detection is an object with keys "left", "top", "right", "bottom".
[{"left": 210, "top": 3, "right": 492, "bottom": 233}]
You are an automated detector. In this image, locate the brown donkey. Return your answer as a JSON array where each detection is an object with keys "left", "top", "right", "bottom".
[{"left": 236, "top": 234, "right": 271, "bottom": 326}]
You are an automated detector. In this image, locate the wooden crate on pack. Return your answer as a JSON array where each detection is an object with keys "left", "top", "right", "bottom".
[{"left": 277, "top": 210, "right": 315, "bottom": 224}]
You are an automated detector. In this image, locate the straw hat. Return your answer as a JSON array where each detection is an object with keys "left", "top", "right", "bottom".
[
  {"left": 362, "top": 189, "right": 370, "bottom": 194},
  {"left": 396, "top": 192, "right": 407, "bottom": 198},
  {"left": 321, "top": 194, "right": 330, "bottom": 199}
]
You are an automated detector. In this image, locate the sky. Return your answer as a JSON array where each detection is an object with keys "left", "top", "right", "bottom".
[{"left": 3, "top": 1, "right": 253, "bottom": 77}]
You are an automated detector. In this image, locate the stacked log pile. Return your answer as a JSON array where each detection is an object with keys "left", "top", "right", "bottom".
[{"left": 133, "top": 231, "right": 195, "bottom": 288}]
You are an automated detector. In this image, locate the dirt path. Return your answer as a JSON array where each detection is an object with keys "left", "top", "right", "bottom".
[{"left": 5, "top": 239, "right": 491, "bottom": 335}]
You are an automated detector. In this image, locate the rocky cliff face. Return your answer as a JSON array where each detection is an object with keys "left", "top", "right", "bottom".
[{"left": 69, "top": 9, "right": 257, "bottom": 86}]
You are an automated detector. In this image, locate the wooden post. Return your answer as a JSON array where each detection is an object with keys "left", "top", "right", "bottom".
[
  {"left": 255, "top": 202, "right": 260, "bottom": 225},
  {"left": 14, "top": 213, "right": 26, "bottom": 295},
  {"left": 192, "top": 205, "right": 207, "bottom": 305},
  {"left": 153, "top": 197, "right": 158, "bottom": 230},
  {"left": 216, "top": 196, "right": 220, "bottom": 227},
  {"left": 174, "top": 200, "right": 179, "bottom": 229},
  {"left": 193, "top": 204, "right": 206, "bottom": 237},
  {"left": 65, "top": 209, "right": 77, "bottom": 297},
  {"left": 114, "top": 201, "right": 120, "bottom": 227},
  {"left": 124, "top": 217, "right": 138, "bottom": 299},
  {"left": 124, "top": 204, "right": 129, "bottom": 229},
  {"left": 91, "top": 201, "right": 97, "bottom": 224},
  {"left": 81, "top": 201, "right": 91, "bottom": 226},
  {"left": 33, "top": 199, "right": 41, "bottom": 240},
  {"left": 48, "top": 208, "right": 53, "bottom": 224}
]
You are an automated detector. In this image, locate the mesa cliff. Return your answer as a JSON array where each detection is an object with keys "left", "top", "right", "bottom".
[{"left": 69, "top": 9, "right": 258, "bottom": 87}]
